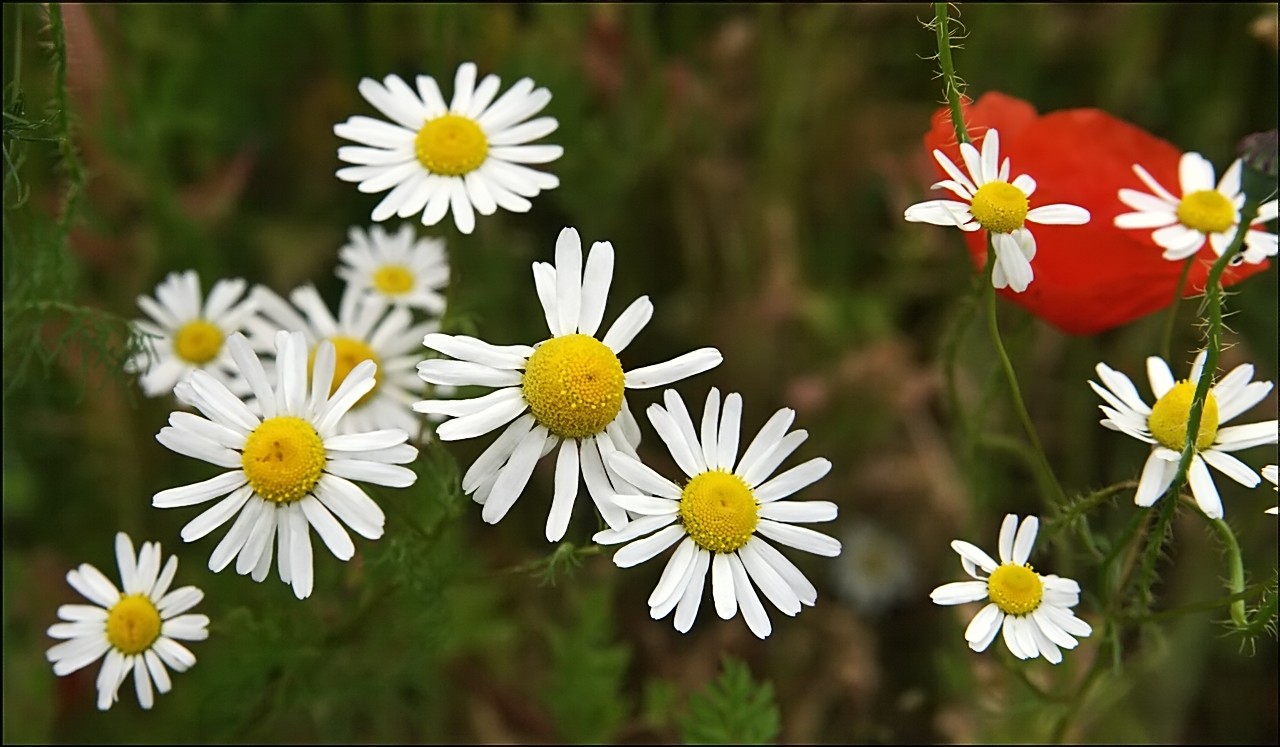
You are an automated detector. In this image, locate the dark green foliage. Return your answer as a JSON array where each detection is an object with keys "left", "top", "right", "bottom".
[
  {"left": 679, "top": 655, "right": 780, "bottom": 745},
  {"left": 542, "top": 585, "right": 632, "bottom": 743}
]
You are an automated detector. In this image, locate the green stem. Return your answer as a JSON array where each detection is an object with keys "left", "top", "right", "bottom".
[
  {"left": 983, "top": 238, "right": 1068, "bottom": 507},
  {"left": 1206, "top": 516, "right": 1249, "bottom": 628},
  {"left": 933, "top": 2, "right": 971, "bottom": 145},
  {"left": 1159, "top": 257, "right": 1195, "bottom": 362}
]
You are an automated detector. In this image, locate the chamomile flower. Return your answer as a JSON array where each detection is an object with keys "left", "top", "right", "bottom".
[
  {"left": 250, "top": 283, "right": 439, "bottom": 437},
  {"left": 903, "top": 128, "right": 1091, "bottom": 293},
  {"left": 1090, "top": 351, "right": 1277, "bottom": 519},
  {"left": 153, "top": 331, "right": 418, "bottom": 600},
  {"left": 46, "top": 532, "right": 209, "bottom": 711},
  {"left": 832, "top": 521, "right": 917, "bottom": 616},
  {"left": 414, "top": 227, "right": 723, "bottom": 542},
  {"left": 1262, "top": 465, "right": 1277, "bottom": 515},
  {"left": 1114, "top": 152, "right": 1279, "bottom": 264},
  {"left": 127, "top": 270, "right": 263, "bottom": 398},
  {"left": 594, "top": 388, "right": 840, "bottom": 639},
  {"left": 337, "top": 223, "right": 449, "bottom": 314},
  {"left": 334, "top": 63, "right": 562, "bottom": 235},
  {"left": 930, "top": 515, "right": 1091, "bottom": 664}
]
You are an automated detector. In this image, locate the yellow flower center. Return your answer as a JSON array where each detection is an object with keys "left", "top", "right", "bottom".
[
  {"left": 173, "top": 319, "right": 224, "bottom": 365},
  {"left": 969, "top": 181, "right": 1029, "bottom": 234},
  {"left": 415, "top": 114, "right": 489, "bottom": 176},
  {"left": 1148, "top": 380, "right": 1219, "bottom": 452},
  {"left": 106, "top": 594, "right": 162, "bottom": 655},
  {"left": 373, "top": 264, "right": 415, "bottom": 296},
  {"left": 241, "top": 416, "right": 326, "bottom": 504},
  {"left": 309, "top": 337, "right": 382, "bottom": 408},
  {"left": 679, "top": 470, "right": 759, "bottom": 554},
  {"left": 986, "top": 563, "right": 1043, "bottom": 616},
  {"left": 521, "top": 334, "right": 625, "bottom": 440},
  {"left": 1176, "top": 189, "right": 1235, "bottom": 234}
]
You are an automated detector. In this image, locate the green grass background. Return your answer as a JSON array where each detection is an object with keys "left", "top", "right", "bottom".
[{"left": 3, "top": 3, "right": 1277, "bottom": 743}]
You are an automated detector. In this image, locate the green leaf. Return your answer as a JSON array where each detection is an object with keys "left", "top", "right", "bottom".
[{"left": 679, "top": 655, "right": 780, "bottom": 745}]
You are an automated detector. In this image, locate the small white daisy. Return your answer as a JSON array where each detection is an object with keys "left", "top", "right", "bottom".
[
  {"left": 832, "top": 521, "right": 916, "bottom": 616},
  {"left": 1262, "top": 465, "right": 1277, "bottom": 515},
  {"left": 337, "top": 223, "right": 449, "bottom": 314},
  {"left": 930, "top": 514, "right": 1091, "bottom": 665},
  {"left": 1114, "top": 152, "right": 1279, "bottom": 264},
  {"left": 153, "top": 331, "right": 418, "bottom": 600},
  {"left": 127, "top": 270, "right": 263, "bottom": 398},
  {"left": 46, "top": 532, "right": 209, "bottom": 711},
  {"left": 594, "top": 388, "right": 840, "bottom": 639},
  {"left": 334, "top": 63, "right": 563, "bottom": 235},
  {"left": 414, "top": 227, "right": 723, "bottom": 542},
  {"left": 903, "top": 128, "right": 1091, "bottom": 293},
  {"left": 250, "top": 283, "right": 440, "bottom": 437},
  {"left": 1090, "top": 351, "right": 1278, "bottom": 519}
]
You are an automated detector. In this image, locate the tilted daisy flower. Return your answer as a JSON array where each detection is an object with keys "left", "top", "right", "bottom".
[
  {"left": 1262, "top": 465, "right": 1277, "bottom": 515},
  {"left": 414, "top": 227, "right": 723, "bottom": 542},
  {"left": 153, "top": 331, "right": 418, "bottom": 599},
  {"left": 126, "top": 270, "right": 263, "bottom": 398},
  {"left": 250, "top": 283, "right": 439, "bottom": 437},
  {"left": 594, "top": 388, "right": 840, "bottom": 639},
  {"left": 1114, "top": 152, "right": 1279, "bottom": 264},
  {"left": 337, "top": 223, "right": 449, "bottom": 315},
  {"left": 903, "top": 128, "right": 1091, "bottom": 293},
  {"left": 930, "top": 515, "right": 1091, "bottom": 664},
  {"left": 46, "top": 532, "right": 209, "bottom": 711},
  {"left": 1090, "top": 351, "right": 1278, "bottom": 519},
  {"left": 334, "top": 63, "right": 562, "bottom": 235}
]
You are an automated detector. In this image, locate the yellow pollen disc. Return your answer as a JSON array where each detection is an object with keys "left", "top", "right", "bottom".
[
  {"left": 309, "top": 337, "right": 382, "bottom": 408},
  {"left": 987, "top": 563, "right": 1043, "bottom": 616},
  {"left": 969, "top": 181, "right": 1030, "bottom": 234},
  {"left": 173, "top": 319, "right": 224, "bottom": 365},
  {"left": 521, "top": 334, "right": 625, "bottom": 439},
  {"left": 241, "top": 416, "right": 326, "bottom": 504},
  {"left": 679, "top": 470, "right": 759, "bottom": 554},
  {"left": 1176, "top": 189, "right": 1235, "bottom": 234},
  {"left": 415, "top": 114, "right": 489, "bottom": 176},
  {"left": 106, "top": 594, "right": 162, "bottom": 655},
  {"left": 372, "top": 264, "right": 415, "bottom": 295},
  {"left": 1148, "top": 380, "right": 1219, "bottom": 451}
]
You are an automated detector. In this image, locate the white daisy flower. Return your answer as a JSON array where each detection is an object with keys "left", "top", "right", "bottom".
[
  {"left": 414, "top": 227, "right": 723, "bottom": 542},
  {"left": 1090, "top": 351, "right": 1278, "bottom": 520},
  {"left": 126, "top": 270, "right": 263, "bottom": 398},
  {"left": 250, "top": 283, "right": 440, "bottom": 437},
  {"left": 593, "top": 388, "right": 840, "bottom": 640},
  {"left": 930, "top": 514, "right": 1091, "bottom": 664},
  {"left": 152, "top": 331, "right": 418, "bottom": 600},
  {"left": 337, "top": 223, "right": 449, "bottom": 314},
  {"left": 46, "top": 532, "right": 209, "bottom": 711},
  {"left": 1114, "top": 152, "right": 1279, "bottom": 264},
  {"left": 1262, "top": 465, "right": 1277, "bottom": 515},
  {"left": 334, "top": 63, "right": 562, "bottom": 235},
  {"left": 903, "top": 128, "right": 1091, "bottom": 293},
  {"left": 832, "top": 521, "right": 916, "bottom": 616}
]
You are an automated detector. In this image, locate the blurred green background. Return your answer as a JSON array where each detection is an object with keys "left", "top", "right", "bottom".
[{"left": 3, "top": 3, "right": 1277, "bottom": 743}]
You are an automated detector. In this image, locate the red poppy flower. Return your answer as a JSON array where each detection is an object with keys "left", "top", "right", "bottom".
[{"left": 920, "top": 92, "right": 1268, "bottom": 335}]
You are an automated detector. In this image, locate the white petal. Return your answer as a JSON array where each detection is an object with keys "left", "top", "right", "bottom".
[
  {"left": 712, "top": 553, "right": 737, "bottom": 619},
  {"left": 545, "top": 439, "right": 580, "bottom": 542},
  {"left": 755, "top": 519, "right": 841, "bottom": 557},
  {"left": 753, "top": 457, "right": 831, "bottom": 503},
  {"left": 1187, "top": 455, "right": 1223, "bottom": 519},
  {"left": 613, "top": 524, "right": 685, "bottom": 568},
  {"left": 601, "top": 296, "right": 653, "bottom": 354},
  {"left": 480, "top": 425, "right": 550, "bottom": 525}
]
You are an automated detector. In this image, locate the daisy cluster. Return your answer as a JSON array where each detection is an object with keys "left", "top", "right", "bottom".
[
  {"left": 49, "top": 60, "right": 849, "bottom": 712},
  {"left": 906, "top": 104, "right": 1277, "bottom": 665}
]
